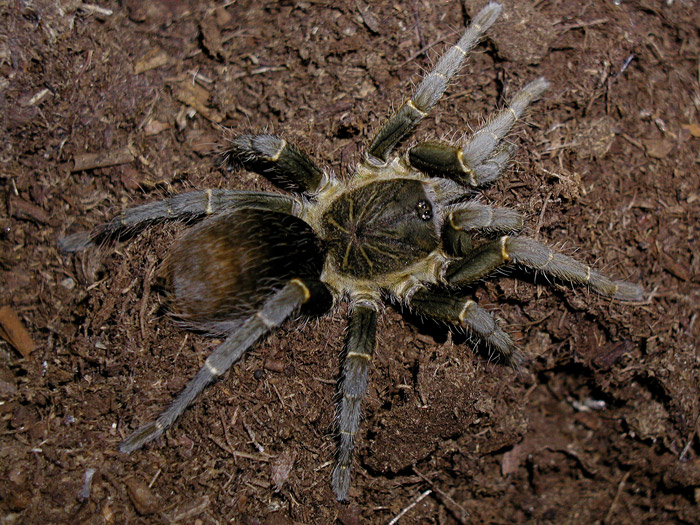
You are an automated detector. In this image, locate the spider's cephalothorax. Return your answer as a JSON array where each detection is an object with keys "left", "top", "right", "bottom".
[
  {"left": 319, "top": 177, "right": 440, "bottom": 279},
  {"left": 60, "top": 2, "right": 644, "bottom": 501}
]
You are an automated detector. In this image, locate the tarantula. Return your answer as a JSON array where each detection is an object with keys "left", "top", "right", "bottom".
[{"left": 60, "top": 2, "right": 643, "bottom": 501}]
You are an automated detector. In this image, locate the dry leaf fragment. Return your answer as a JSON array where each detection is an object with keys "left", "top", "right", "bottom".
[
  {"left": 681, "top": 123, "right": 700, "bottom": 137},
  {"left": 173, "top": 81, "right": 223, "bottom": 123},
  {"left": 0, "top": 306, "right": 36, "bottom": 357},
  {"left": 271, "top": 449, "right": 297, "bottom": 491}
]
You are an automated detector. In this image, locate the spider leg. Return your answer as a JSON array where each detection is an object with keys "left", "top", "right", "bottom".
[
  {"left": 446, "top": 235, "right": 645, "bottom": 301},
  {"left": 332, "top": 299, "right": 378, "bottom": 501},
  {"left": 462, "top": 77, "right": 549, "bottom": 168},
  {"left": 366, "top": 2, "right": 503, "bottom": 163},
  {"left": 223, "top": 134, "right": 327, "bottom": 194},
  {"left": 408, "top": 77, "right": 548, "bottom": 185},
  {"left": 409, "top": 141, "right": 516, "bottom": 186},
  {"left": 58, "top": 190, "right": 294, "bottom": 252},
  {"left": 410, "top": 290, "right": 522, "bottom": 365},
  {"left": 119, "top": 278, "right": 328, "bottom": 453},
  {"left": 443, "top": 201, "right": 524, "bottom": 257}
]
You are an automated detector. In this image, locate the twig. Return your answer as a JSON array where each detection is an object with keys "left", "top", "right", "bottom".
[
  {"left": 398, "top": 33, "right": 454, "bottom": 67},
  {"left": 618, "top": 132, "right": 645, "bottom": 151},
  {"left": 72, "top": 147, "right": 135, "bottom": 172},
  {"left": 243, "top": 418, "right": 265, "bottom": 453},
  {"left": 230, "top": 66, "right": 287, "bottom": 80},
  {"left": 520, "top": 311, "right": 553, "bottom": 328},
  {"left": 148, "top": 468, "right": 161, "bottom": 489},
  {"left": 388, "top": 489, "right": 432, "bottom": 525},
  {"left": 412, "top": 0, "right": 426, "bottom": 50},
  {"left": 80, "top": 3, "right": 114, "bottom": 17},
  {"left": 615, "top": 54, "right": 635, "bottom": 79},
  {"left": 229, "top": 450, "right": 272, "bottom": 462},
  {"left": 139, "top": 258, "right": 157, "bottom": 342},
  {"left": 413, "top": 467, "right": 469, "bottom": 523},
  {"left": 210, "top": 434, "right": 272, "bottom": 462},
  {"left": 534, "top": 191, "right": 552, "bottom": 240},
  {"left": 219, "top": 408, "right": 236, "bottom": 454},
  {"left": 678, "top": 412, "right": 700, "bottom": 461},
  {"left": 603, "top": 471, "right": 630, "bottom": 524},
  {"left": 556, "top": 18, "right": 609, "bottom": 33}
]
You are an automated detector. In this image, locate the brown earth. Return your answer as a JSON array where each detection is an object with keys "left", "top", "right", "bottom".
[{"left": 1, "top": 0, "right": 699, "bottom": 523}]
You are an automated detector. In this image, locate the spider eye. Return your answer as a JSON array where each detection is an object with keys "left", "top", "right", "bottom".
[{"left": 416, "top": 200, "right": 433, "bottom": 221}]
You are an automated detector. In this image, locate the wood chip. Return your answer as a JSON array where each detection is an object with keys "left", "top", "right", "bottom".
[
  {"left": 124, "top": 478, "right": 159, "bottom": 516},
  {"left": 72, "top": 146, "right": 135, "bottom": 172},
  {"left": 8, "top": 194, "right": 50, "bottom": 224},
  {"left": 355, "top": 0, "right": 380, "bottom": 34},
  {"left": 163, "top": 496, "right": 210, "bottom": 523},
  {"left": 200, "top": 14, "right": 224, "bottom": 59},
  {"left": 642, "top": 138, "right": 674, "bottom": 159},
  {"left": 501, "top": 443, "right": 524, "bottom": 476},
  {"left": 173, "top": 81, "right": 223, "bottom": 123},
  {"left": 133, "top": 47, "right": 171, "bottom": 74},
  {"left": 264, "top": 358, "right": 286, "bottom": 373},
  {"left": 143, "top": 118, "right": 170, "bottom": 136},
  {"left": 661, "top": 254, "right": 690, "bottom": 281},
  {"left": 0, "top": 306, "right": 37, "bottom": 357}
]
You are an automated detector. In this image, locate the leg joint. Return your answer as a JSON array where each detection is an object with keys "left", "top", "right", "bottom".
[
  {"left": 500, "top": 236, "right": 511, "bottom": 261},
  {"left": 457, "top": 299, "right": 476, "bottom": 324}
]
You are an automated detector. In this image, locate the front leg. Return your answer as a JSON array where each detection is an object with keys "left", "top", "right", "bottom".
[
  {"left": 332, "top": 299, "right": 378, "bottom": 501},
  {"left": 223, "top": 134, "right": 328, "bottom": 194},
  {"left": 366, "top": 2, "right": 503, "bottom": 163},
  {"left": 408, "top": 77, "right": 548, "bottom": 185},
  {"left": 408, "top": 141, "right": 516, "bottom": 187},
  {"left": 461, "top": 77, "right": 548, "bottom": 167}
]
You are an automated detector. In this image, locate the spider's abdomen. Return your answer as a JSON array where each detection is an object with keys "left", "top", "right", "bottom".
[
  {"left": 166, "top": 209, "right": 325, "bottom": 332},
  {"left": 320, "top": 178, "right": 439, "bottom": 278}
]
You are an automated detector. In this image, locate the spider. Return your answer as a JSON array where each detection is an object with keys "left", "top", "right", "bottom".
[{"left": 60, "top": 2, "right": 644, "bottom": 502}]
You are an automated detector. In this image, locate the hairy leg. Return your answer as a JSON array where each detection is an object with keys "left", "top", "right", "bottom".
[
  {"left": 446, "top": 235, "right": 644, "bottom": 301},
  {"left": 443, "top": 201, "right": 524, "bottom": 256},
  {"left": 410, "top": 290, "right": 522, "bottom": 365},
  {"left": 332, "top": 299, "right": 378, "bottom": 501},
  {"left": 367, "top": 2, "right": 503, "bottom": 163},
  {"left": 408, "top": 77, "right": 548, "bottom": 184},
  {"left": 409, "top": 141, "right": 516, "bottom": 186},
  {"left": 462, "top": 77, "right": 549, "bottom": 167},
  {"left": 59, "top": 190, "right": 294, "bottom": 252},
  {"left": 223, "top": 134, "right": 327, "bottom": 194},
  {"left": 119, "top": 278, "right": 326, "bottom": 453}
]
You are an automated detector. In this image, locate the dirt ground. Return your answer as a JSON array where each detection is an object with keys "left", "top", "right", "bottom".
[{"left": 1, "top": 0, "right": 699, "bottom": 523}]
